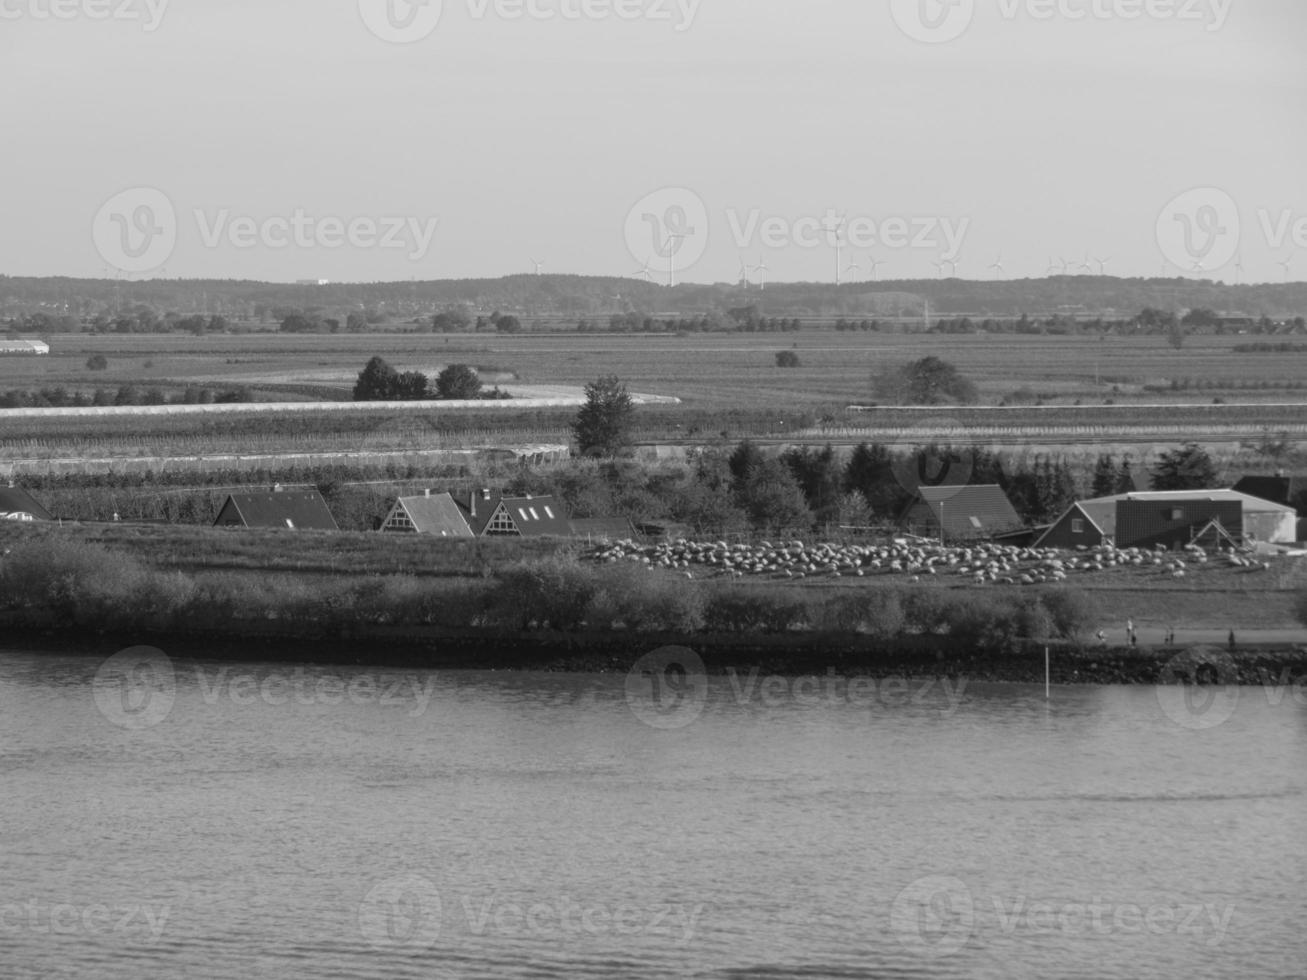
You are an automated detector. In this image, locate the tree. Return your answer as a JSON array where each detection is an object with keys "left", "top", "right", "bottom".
[
  {"left": 737, "top": 458, "right": 813, "bottom": 532},
  {"left": 844, "top": 442, "right": 899, "bottom": 514},
  {"left": 353, "top": 356, "right": 400, "bottom": 401},
  {"left": 1167, "top": 321, "right": 1187, "bottom": 350},
  {"left": 394, "top": 371, "right": 429, "bottom": 400},
  {"left": 573, "top": 375, "right": 635, "bottom": 457},
  {"left": 775, "top": 350, "right": 801, "bottom": 368},
  {"left": 496, "top": 315, "right": 523, "bottom": 334},
  {"left": 728, "top": 440, "right": 766, "bottom": 487},
  {"left": 782, "top": 445, "right": 842, "bottom": 526},
  {"left": 875, "top": 356, "right": 978, "bottom": 405},
  {"left": 1151, "top": 442, "right": 1220, "bottom": 491},
  {"left": 346, "top": 312, "right": 369, "bottom": 333},
  {"left": 435, "top": 364, "right": 482, "bottom": 400},
  {"left": 1091, "top": 454, "right": 1119, "bottom": 498}
]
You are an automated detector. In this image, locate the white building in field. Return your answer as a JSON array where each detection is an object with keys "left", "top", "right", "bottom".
[{"left": 0, "top": 339, "right": 49, "bottom": 355}]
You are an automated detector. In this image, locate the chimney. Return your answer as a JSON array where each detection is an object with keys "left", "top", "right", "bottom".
[{"left": 469, "top": 491, "right": 476, "bottom": 518}]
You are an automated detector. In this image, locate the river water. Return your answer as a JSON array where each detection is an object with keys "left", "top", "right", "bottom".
[{"left": 1, "top": 649, "right": 1304, "bottom": 979}]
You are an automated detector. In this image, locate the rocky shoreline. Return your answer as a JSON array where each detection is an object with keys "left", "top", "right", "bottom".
[{"left": 3, "top": 620, "right": 1305, "bottom": 685}]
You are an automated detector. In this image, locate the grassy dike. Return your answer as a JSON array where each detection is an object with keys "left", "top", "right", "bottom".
[{"left": 1, "top": 524, "right": 1304, "bottom": 684}]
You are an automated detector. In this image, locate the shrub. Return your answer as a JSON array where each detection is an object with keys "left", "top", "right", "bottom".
[
  {"left": 817, "top": 590, "right": 904, "bottom": 638},
  {"left": 1039, "top": 588, "right": 1099, "bottom": 641},
  {"left": 587, "top": 564, "right": 703, "bottom": 632},
  {"left": 775, "top": 350, "right": 801, "bottom": 368},
  {"left": 86, "top": 354, "right": 108, "bottom": 371},
  {"left": 702, "top": 590, "right": 772, "bottom": 632},
  {"left": 493, "top": 558, "right": 598, "bottom": 631}
]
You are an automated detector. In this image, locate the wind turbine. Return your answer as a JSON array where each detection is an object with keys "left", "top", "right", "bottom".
[
  {"left": 1078, "top": 252, "right": 1094, "bottom": 274},
  {"left": 825, "top": 215, "right": 847, "bottom": 285},
  {"left": 530, "top": 258, "right": 544, "bottom": 276},
  {"left": 738, "top": 255, "right": 753, "bottom": 287},
  {"left": 867, "top": 255, "right": 885, "bottom": 282},
  {"left": 1279, "top": 254, "right": 1295, "bottom": 282},
  {"left": 753, "top": 256, "right": 770, "bottom": 291},
  {"left": 1095, "top": 256, "right": 1111, "bottom": 276},
  {"left": 1233, "top": 253, "right": 1244, "bottom": 284},
  {"left": 944, "top": 257, "right": 959, "bottom": 278},
  {"left": 634, "top": 259, "right": 654, "bottom": 283},
  {"left": 1059, "top": 257, "right": 1072, "bottom": 275},
  {"left": 1046, "top": 256, "right": 1060, "bottom": 276},
  {"left": 932, "top": 259, "right": 947, "bottom": 279},
  {"left": 666, "top": 233, "right": 686, "bottom": 287},
  {"left": 988, "top": 254, "right": 1005, "bottom": 279},
  {"left": 844, "top": 258, "right": 864, "bottom": 282}
]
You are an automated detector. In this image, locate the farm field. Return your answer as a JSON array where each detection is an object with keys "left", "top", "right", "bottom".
[
  {"left": 3, "top": 332, "right": 1306, "bottom": 476},
  {"left": 4, "top": 331, "right": 1307, "bottom": 409}
]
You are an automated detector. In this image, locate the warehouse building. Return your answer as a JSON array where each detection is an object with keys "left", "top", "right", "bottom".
[
  {"left": 1038, "top": 490, "right": 1298, "bottom": 549},
  {"left": 0, "top": 339, "right": 50, "bottom": 355}
]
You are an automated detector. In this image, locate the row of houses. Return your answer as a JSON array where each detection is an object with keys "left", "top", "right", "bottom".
[
  {"left": 902, "top": 479, "right": 1304, "bottom": 550},
  {"left": 5, "top": 482, "right": 632, "bottom": 541},
  {"left": 6, "top": 478, "right": 1306, "bottom": 547}
]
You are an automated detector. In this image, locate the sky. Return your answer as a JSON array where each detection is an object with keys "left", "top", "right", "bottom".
[{"left": 1, "top": 0, "right": 1304, "bottom": 284}]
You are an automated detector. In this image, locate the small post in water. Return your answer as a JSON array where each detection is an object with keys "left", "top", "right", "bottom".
[{"left": 1045, "top": 647, "right": 1051, "bottom": 700}]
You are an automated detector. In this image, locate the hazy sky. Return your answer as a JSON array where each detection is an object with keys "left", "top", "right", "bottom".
[{"left": 2, "top": 0, "right": 1304, "bottom": 283}]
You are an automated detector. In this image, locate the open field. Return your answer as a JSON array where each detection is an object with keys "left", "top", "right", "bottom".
[{"left": 6, "top": 331, "right": 1307, "bottom": 410}]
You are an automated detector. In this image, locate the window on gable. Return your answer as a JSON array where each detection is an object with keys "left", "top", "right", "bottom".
[
  {"left": 1071, "top": 519, "right": 1085, "bottom": 534},
  {"left": 1169, "top": 507, "right": 1185, "bottom": 521}
]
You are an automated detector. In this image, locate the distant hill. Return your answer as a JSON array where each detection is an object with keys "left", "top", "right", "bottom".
[{"left": 2, "top": 273, "right": 1305, "bottom": 323}]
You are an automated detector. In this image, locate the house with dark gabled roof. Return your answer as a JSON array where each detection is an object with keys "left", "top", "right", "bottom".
[
  {"left": 900, "top": 485, "right": 1023, "bottom": 541},
  {"left": 214, "top": 488, "right": 338, "bottom": 531},
  {"left": 455, "top": 489, "right": 571, "bottom": 537},
  {"left": 0, "top": 484, "right": 52, "bottom": 522},
  {"left": 381, "top": 492, "right": 475, "bottom": 537}
]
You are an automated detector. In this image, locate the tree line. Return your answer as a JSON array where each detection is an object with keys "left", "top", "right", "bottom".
[{"left": 352, "top": 357, "right": 511, "bottom": 402}]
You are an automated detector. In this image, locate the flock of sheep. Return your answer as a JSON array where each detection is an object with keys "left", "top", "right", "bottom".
[{"left": 587, "top": 537, "right": 1272, "bottom": 585}]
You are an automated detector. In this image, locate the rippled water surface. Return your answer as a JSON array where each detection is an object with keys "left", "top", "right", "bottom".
[{"left": 2, "top": 650, "right": 1305, "bottom": 979}]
